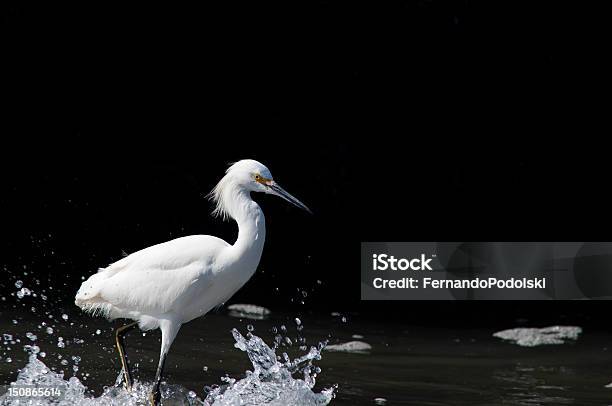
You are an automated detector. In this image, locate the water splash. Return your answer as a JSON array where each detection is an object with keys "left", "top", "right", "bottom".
[
  {"left": 0, "top": 330, "right": 334, "bottom": 406},
  {"left": 204, "top": 329, "right": 335, "bottom": 406},
  {"left": 0, "top": 353, "right": 198, "bottom": 406}
]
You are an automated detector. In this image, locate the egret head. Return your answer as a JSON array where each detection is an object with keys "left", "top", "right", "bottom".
[{"left": 210, "top": 159, "right": 311, "bottom": 219}]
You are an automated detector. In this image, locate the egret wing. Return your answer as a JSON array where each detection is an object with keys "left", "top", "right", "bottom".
[
  {"left": 104, "top": 235, "right": 229, "bottom": 275},
  {"left": 78, "top": 235, "right": 229, "bottom": 315}
]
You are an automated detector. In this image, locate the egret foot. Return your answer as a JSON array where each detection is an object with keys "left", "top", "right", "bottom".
[
  {"left": 115, "top": 321, "right": 138, "bottom": 391},
  {"left": 149, "top": 389, "right": 161, "bottom": 406}
]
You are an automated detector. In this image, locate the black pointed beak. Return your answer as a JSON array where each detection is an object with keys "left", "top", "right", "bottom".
[{"left": 268, "top": 182, "right": 312, "bottom": 214}]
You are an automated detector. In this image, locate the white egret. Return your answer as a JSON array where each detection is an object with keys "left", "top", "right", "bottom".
[{"left": 74, "top": 159, "right": 310, "bottom": 405}]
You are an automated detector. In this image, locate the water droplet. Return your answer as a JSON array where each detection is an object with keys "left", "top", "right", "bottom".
[
  {"left": 203, "top": 366, "right": 208, "bottom": 372},
  {"left": 95, "top": 329, "right": 101, "bottom": 335},
  {"left": 6, "top": 357, "right": 12, "bottom": 363},
  {"left": 40, "top": 352, "right": 46, "bottom": 358},
  {"left": 341, "top": 316, "right": 347, "bottom": 323},
  {"left": 247, "top": 324, "right": 254, "bottom": 332},
  {"left": 295, "top": 318, "right": 302, "bottom": 326},
  {"left": 46, "top": 327, "right": 54, "bottom": 334},
  {"left": 26, "top": 332, "right": 37, "bottom": 341},
  {"left": 61, "top": 359, "right": 68, "bottom": 366},
  {"left": 188, "top": 391, "right": 197, "bottom": 398},
  {"left": 62, "top": 314, "right": 69, "bottom": 321},
  {"left": 15, "top": 280, "right": 23, "bottom": 288},
  {"left": 22, "top": 288, "right": 31, "bottom": 297}
]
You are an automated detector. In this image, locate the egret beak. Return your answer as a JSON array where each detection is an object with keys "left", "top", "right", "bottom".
[{"left": 267, "top": 181, "right": 312, "bottom": 214}]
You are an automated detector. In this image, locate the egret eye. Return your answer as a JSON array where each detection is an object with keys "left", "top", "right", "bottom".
[{"left": 255, "top": 174, "right": 261, "bottom": 180}]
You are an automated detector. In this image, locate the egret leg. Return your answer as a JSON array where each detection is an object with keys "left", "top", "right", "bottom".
[
  {"left": 149, "top": 352, "right": 166, "bottom": 406},
  {"left": 149, "top": 318, "right": 181, "bottom": 406},
  {"left": 115, "top": 321, "right": 138, "bottom": 391}
]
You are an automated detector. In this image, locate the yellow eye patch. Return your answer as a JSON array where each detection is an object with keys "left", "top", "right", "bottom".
[{"left": 254, "top": 174, "right": 272, "bottom": 185}]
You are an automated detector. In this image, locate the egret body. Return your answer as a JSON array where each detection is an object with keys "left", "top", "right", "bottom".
[{"left": 74, "top": 159, "right": 310, "bottom": 405}]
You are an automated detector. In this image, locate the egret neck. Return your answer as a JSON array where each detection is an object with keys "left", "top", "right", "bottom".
[{"left": 227, "top": 190, "right": 266, "bottom": 270}]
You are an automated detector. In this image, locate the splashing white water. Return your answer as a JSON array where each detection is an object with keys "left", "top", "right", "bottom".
[
  {"left": 0, "top": 352, "right": 198, "bottom": 406},
  {"left": 204, "top": 328, "right": 335, "bottom": 405},
  {"left": 0, "top": 329, "right": 334, "bottom": 406}
]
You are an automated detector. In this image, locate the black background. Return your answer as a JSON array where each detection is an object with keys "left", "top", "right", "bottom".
[{"left": 1, "top": 2, "right": 610, "bottom": 328}]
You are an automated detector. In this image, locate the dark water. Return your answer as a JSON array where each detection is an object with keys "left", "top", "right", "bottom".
[{"left": 1, "top": 308, "right": 612, "bottom": 405}]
